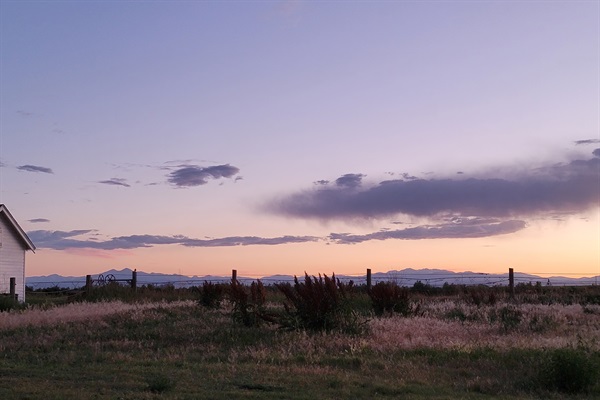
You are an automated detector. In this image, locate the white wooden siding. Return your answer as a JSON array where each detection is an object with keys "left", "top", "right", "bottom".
[{"left": 0, "top": 214, "right": 26, "bottom": 302}]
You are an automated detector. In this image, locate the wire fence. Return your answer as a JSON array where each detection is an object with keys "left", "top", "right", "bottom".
[{"left": 24, "top": 268, "right": 600, "bottom": 290}]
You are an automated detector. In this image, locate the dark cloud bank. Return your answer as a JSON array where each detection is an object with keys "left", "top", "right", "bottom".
[{"left": 271, "top": 153, "right": 600, "bottom": 220}]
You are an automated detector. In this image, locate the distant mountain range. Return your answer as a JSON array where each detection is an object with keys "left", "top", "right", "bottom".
[{"left": 26, "top": 268, "right": 599, "bottom": 289}]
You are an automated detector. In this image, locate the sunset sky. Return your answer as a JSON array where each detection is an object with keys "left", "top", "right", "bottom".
[{"left": 1, "top": 1, "right": 598, "bottom": 278}]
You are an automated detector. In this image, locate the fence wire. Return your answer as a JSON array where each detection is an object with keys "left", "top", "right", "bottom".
[{"left": 25, "top": 270, "right": 599, "bottom": 290}]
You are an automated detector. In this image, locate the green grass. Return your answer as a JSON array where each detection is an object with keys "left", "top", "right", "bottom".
[{"left": 1, "top": 301, "right": 598, "bottom": 399}]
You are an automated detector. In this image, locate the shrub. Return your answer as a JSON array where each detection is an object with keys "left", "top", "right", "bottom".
[
  {"left": 275, "top": 273, "right": 366, "bottom": 333},
  {"left": 464, "top": 286, "right": 497, "bottom": 306},
  {"left": 498, "top": 306, "right": 522, "bottom": 333},
  {"left": 145, "top": 372, "right": 176, "bottom": 393},
  {"left": 229, "top": 280, "right": 268, "bottom": 327},
  {"left": 369, "top": 282, "right": 411, "bottom": 316},
  {"left": 538, "top": 348, "right": 599, "bottom": 394},
  {"left": 0, "top": 296, "right": 21, "bottom": 312},
  {"left": 199, "top": 281, "right": 225, "bottom": 308}
]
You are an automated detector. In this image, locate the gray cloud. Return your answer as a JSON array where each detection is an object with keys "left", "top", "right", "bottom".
[
  {"left": 575, "top": 139, "right": 600, "bottom": 145},
  {"left": 330, "top": 219, "right": 527, "bottom": 244},
  {"left": 98, "top": 178, "right": 131, "bottom": 187},
  {"left": 271, "top": 154, "right": 600, "bottom": 220},
  {"left": 28, "top": 218, "right": 50, "bottom": 223},
  {"left": 593, "top": 148, "right": 600, "bottom": 157},
  {"left": 27, "top": 230, "right": 319, "bottom": 250},
  {"left": 335, "top": 173, "right": 365, "bottom": 188},
  {"left": 167, "top": 164, "right": 240, "bottom": 187},
  {"left": 17, "top": 165, "right": 53, "bottom": 174}
]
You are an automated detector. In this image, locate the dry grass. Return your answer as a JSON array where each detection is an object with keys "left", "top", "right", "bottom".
[
  {"left": 0, "top": 300, "right": 195, "bottom": 331},
  {"left": 1, "top": 294, "right": 599, "bottom": 399}
]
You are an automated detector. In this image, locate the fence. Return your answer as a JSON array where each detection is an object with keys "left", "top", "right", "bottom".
[{"left": 24, "top": 267, "right": 600, "bottom": 296}]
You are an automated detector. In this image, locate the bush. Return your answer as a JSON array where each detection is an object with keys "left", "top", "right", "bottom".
[
  {"left": 229, "top": 280, "right": 268, "bottom": 327},
  {"left": 145, "top": 372, "right": 176, "bottom": 393},
  {"left": 369, "top": 282, "right": 411, "bottom": 316},
  {"left": 275, "top": 273, "right": 366, "bottom": 333},
  {"left": 0, "top": 296, "right": 21, "bottom": 312},
  {"left": 538, "top": 348, "right": 599, "bottom": 394},
  {"left": 498, "top": 306, "right": 522, "bottom": 333},
  {"left": 199, "top": 281, "right": 225, "bottom": 308},
  {"left": 463, "top": 286, "right": 497, "bottom": 306}
]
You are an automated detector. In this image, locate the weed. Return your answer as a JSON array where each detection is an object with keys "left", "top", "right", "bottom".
[
  {"left": 229, "top": 280, "right": 268, "bottom": 327},
  {"left": 0, "top": 296, "right": 21, "bottom": 312},
  {"left": 498, "top": 305, "right": 522, "bottom": 333},
  {"left": 145, "top": 372, "right": 176, "bottom": 393},
  {"left": 275, "top": 273, "right": 367, "bottom": 333},
  {"left": 199, "top": 281, "right": 225, "bottom": 308},
  {"left": 369, "top": 281, "right": 411, "bottom": 316},
  {"left": 527, "top": 313, "right": 556, "bottom": 333}
]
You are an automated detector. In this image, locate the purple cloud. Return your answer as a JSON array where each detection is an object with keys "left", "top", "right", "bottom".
[
  {"left": 575, "top": 139, "right": 600, "bottom": 145},
  {"left": 98, "top": 178, "right": 131, "bottom": 187},
  {"left": 330, "top": 219, "right": 527, "bottom": 244},
  {"left": 28, "top": 218, "right": 50, "bottom": 223},
  {"left": 27, "top": 230, "right": 319, "bottom": 250},
  {"left": 270, "top": 154, "right": 600, "bottom": 220},
  {"left": 335, "top": 173, "right": 365, "bottom": 188},
  {"left": 17, "top": 165, "right": 53, "bottom": 174},
  {"left": 167, "top": 164, "right": 240, "bottom": 187}
]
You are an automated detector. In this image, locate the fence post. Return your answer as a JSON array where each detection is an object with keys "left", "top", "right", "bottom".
[
  {"left": 9, "top": 277, "right": 16, "bottom": 300},
  {"left": 86, "top": 275, "right": 92, "bottom": 295},
  {"left": 232, "top": 269, "right": 237, "bottom": 284},
  {"left": 509, "top": 268, "right": 515, "bottom": 298},
  {"left": 366, "top": 268, "right": 372, "bottom": 292},
  {"left": 131, "top": 269, "right": 137, "bottom": 293}
]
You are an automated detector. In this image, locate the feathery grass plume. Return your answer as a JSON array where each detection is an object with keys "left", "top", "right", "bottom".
[
  {"left": 275, "top": 273, "right": 366, "bottom": 334},
  {"left": 369, "top": 281, "right": 411, "bottom": 316}
]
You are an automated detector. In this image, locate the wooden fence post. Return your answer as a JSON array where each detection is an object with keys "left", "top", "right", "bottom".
[
  {"left": 131, "top": 269, "right": 137, "bottom": 293},
  {"left": 231, "top": 269, "right": 237, "bottom": 284},
  {"left": 366, "top": 268, "right": 372, "bottom": 292},
  {"left": 509, "top": 268, "right": 515, "bottom": 298},
  {"left": 9, "top": 277, "right": 16, "bottom": 301},
  {"left": 86, "top": 275, "right": 92, "bottom": 295}
]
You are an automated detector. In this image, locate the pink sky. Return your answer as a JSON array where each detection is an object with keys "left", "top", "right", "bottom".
[{"left": 1, "top": 1, "right": 598, "bottom": 278}]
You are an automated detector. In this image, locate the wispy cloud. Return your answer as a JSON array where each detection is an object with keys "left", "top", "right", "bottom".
[
  {"left": 27, "top": 230, "right": 319, "bottom": 250},
  {"left": 270, "top": 152, "right": 600, "bottom": 220},
  {"left": 28, "top": 218, "right": 50, "bottom": 223},
  {"left": 330, "top": 218, "right": 527, "bottom": 244},
  {"left": 167, "top": 164, "right": 240, "bottom": 187},
  {"left": 574, "top": 139, "right": 600, "bottom": 145},
  {"left": 17, "top": 165, "right": 54, "bottom": 174},
  {"left": 98, "top": 178, "right": 131, "bottom": 187}
]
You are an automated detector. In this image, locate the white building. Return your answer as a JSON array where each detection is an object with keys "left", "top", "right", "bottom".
[{"left": 0, "top": 204, "right": 36, "bottom": 302}]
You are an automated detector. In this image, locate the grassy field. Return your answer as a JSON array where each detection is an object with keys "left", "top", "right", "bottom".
[{"left": 1, "top": 283, "right": 599, "bottom": 399}]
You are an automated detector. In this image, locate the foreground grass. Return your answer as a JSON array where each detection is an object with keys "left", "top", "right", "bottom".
[{"left": 0, "top": 300, "right": 599, "bottom": 399}]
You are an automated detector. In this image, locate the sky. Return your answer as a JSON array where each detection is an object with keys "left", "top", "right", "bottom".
[{"left": 1, "top": 0, "right": 599, "bottom": 278}]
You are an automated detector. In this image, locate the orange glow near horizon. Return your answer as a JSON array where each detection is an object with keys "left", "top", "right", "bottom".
[{"left": 26, "top": 212, "right": 600, "bottom": 279}]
